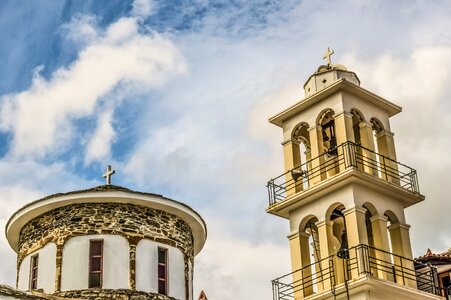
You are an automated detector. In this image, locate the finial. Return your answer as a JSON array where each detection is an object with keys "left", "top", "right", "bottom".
[
  {"left": 198, "top": 291, "right": 208, "bottom": 300},
  {"left": 103, "top": 165, "right": 116, "bottom": 185},
  {"left": 323, "top": 47, "right": 335, "bottom": 68}
]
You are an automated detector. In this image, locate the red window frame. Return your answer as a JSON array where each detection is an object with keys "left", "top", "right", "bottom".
[
  {"left": 158, "top": 247, "right": 168, "bottom": 295},
  {"left": 89, "top": 240, "right": 103, "bottom": 288},
  {"left": 30, "top": 254, "right": 39, "bottom": 290}
]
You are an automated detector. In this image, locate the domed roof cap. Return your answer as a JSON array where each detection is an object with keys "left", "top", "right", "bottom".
[{"left": 303, "top": 48, "right": 360, "bottom": 97}]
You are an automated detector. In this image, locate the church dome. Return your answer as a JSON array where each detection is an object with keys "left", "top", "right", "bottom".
[
  {"left": 303, "top": 64, "right": 361, "bottom": 97},
  {"left": 303, "top": 48, "right": 360, "bottom": 98},
  {"left": 5, "top": 184, "right": 207, "bottom": 300}
]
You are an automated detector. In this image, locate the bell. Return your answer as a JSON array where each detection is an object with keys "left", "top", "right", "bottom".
[
  {"left": 291, "top": 169, "right": 306, "bottom": 182},
  {"left": 337, "top": 231, "right": 349, "bottom": 259}
]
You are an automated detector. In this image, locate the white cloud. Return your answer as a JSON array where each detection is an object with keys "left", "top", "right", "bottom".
[
  {"left": 193, "top": 216, "right": 290, "bottom": 299},
  {"left": 0, "top": 15, "right": 185, "bottom": 161},
  {"left": 2, "top": 1, "right": 451, "bottom": 298},
  {"left": 85, "top": 110, "right": 116, "bottom": 163},
  {"left": 342, "top": 46, "right": 451, "bottom": 255},
  {"left": 131, "top": 0, "right": 155, "bottom": 18}
]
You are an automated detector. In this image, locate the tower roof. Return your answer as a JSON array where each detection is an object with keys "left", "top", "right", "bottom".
[
  {"left": 269, "top": 78, "right": 402, "bottom": 127},
  {"left": 5, "top": 185, "right": 207, "bottom": 255}
]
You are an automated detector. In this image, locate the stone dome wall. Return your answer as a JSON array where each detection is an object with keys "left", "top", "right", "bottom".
[{"left": 17, "top": 202, "right": 194, "bottom": 299}]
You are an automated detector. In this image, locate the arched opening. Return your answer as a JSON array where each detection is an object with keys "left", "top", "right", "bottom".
[
  {"left": 370, "top": 117, "right": 384, "bottom": 155},
  {"left": 363, "top": 203, "right": 377, "bottom": 249},
  {"left": 298, "top": 216, "right": 321, "bottom": 296},
  {"left": 384, "top": 210, "right": 399, "bottom": 255},
  {"left": 318, "top": 109, "right": 337, "bottom": 156},
  {"left": 351, "top": 109, "right": 365, "bottom": 171},
  {"left": 317, "top": 109, "right": 339, "bottom": 180},
  {"left": 351, "top": 109, "right": 364, "bottom": 145},
  {"left": 384, "top": 210, "right": 407, "bottom": 284},
  {"left": 326, "top": 204, "right": 348, "bottom": 285},
  {"left": 292, "top": 123, "right": 311, "bottom": 190}
]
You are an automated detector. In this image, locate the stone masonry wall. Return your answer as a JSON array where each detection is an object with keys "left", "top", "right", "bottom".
[
  {"left": 19, "top": 202, "right": 194, "bottom": 262},
  {"left": 54, "top": 289, "right": 176, "bottom": 300},
  {"left": 18, "top": 203, "right": 194, "bottom": 298}
]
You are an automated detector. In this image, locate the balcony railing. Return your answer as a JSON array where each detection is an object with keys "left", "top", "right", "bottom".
[
  {"left": 267, "top": 141, "right": 420, "bottom": 206},
  {"left": 272, "top": 244, "right": 451, "bottom": 300}
]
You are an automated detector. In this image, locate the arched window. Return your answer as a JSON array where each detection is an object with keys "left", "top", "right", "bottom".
[
  {"left": 351, "top": 109, "right": 365, "bottom": 145},
  {"left": 298, "top": 215, "right": 321, "bottom": 296},
  {"left": 317, "top": 109, "right": 337, "bottom": 156},
  {"left": 370, "top": 117, "right": 384, "bottom": 155},
  {"left": 328, "top": 204, "right": 347, "bottom": 285},
  {"left": 292, "top": 123, "right": 311, "bottom": 189}
]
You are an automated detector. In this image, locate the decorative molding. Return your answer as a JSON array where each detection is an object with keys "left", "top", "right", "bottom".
[
  {"left": 388, "top": 222, "right": 411, "bottom": 231},
  {"left": 370, "top": 215, "right": 388, "bottom": 223},
  {"left": 376, "top": 130, "right": 394, "bottom": 139},
  {"left": 343, "top": 206, "right": 367, "bottom": 216}
]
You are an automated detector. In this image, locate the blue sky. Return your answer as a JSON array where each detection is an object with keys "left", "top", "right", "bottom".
[{"left": 1, "top": 0, "right": 451, "bottom": 299}]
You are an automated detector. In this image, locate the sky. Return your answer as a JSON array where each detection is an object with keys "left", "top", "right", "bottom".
[{"left": 0, "top": 0, "right": 451, "bottom": 299}]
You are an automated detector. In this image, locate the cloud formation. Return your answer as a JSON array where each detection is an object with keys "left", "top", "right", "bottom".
[
  {"left": 1, "top": 1, "right": 451, "bottom": 299},
  {"left": 0, "top": 15, "right": 185, "bottom": 161}
]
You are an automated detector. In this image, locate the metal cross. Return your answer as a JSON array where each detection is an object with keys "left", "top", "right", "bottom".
[
  {"left": 323, "top": 47, "right": 335, "bottom": 66},
  {"left": 103, "top": 165, "right": 115, "bottom": 185}
]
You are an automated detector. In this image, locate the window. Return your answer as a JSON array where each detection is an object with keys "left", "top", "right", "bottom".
[
  {"left": 30, "top": 254, "right": 39, "bottom": 290},
  {"left": 439, "top": 272, "right": 451, "bottom": 297},
  {"left": 158, "top": 248, "right": 168, "bottom": 295},
  {"left": 89, "top": 240, "right": 103, "bottom": 288}
]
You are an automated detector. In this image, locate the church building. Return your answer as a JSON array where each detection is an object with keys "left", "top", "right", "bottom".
[
  {"left": 1, "top": 50, "right": 450, "bottom": 300},
  {"left": 266, "top": 49, "right": 451, "bottom": 299},
  {"left": 1, "top": 166, "right": 207, "bottom": 300}
]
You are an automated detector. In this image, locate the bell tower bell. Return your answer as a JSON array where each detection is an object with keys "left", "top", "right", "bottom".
[{"left": 267, "top": 50, "right": 443, "bottom": 300}]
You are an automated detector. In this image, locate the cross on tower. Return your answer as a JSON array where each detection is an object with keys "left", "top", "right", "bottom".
[
  {"left": 323, "top": 47, "right": 334, "bottom": 67},
  {"left": 103, "top": 165, "right": 115, "bottom": 185}
]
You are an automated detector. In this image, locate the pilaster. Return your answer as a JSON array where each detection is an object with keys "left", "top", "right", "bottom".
[
  {"left": 317, "top": 220, "right": 334, "bottom": 291},
  {"left": 308, "top": 127, "right": 323, "bottom": 185},
  {"left": 335, "top": 112, "right": 355, "bottom": 173},
  {"left": 343, "top": 207, "right": 369, "bottom": 280},
  {"left": 376, "top": 130, "right": 400, "bottom": 184},
  {"left": 388, "top": 223, "right": 416, "bottom": 288},
  {"left": 370, "top": 215, "right": 392, "bottom": 280},
  {"left": 359, "top": 122, "right": 378, "bottom": 175},
  {"left": 288, "top": 232, "right": 313, "bottom": 298},
  {"left": 282, "top": 139, "right": 302, "bottom": 196}
]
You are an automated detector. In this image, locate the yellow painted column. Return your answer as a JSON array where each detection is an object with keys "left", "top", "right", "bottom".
[
  {"left": 316, "top": 220, "right": 334, "bottom": 291},
  {"left": 308, "top": 127, "right": 323, "bottom": 185},
  {"left": 282, "top": 139, "right": 302, "bottom": 197},
  {"left": 287, "top": 232, "right": 314, "bottom": 299},
  {"left": 359, "top": 121, "right": 378, "bottom": 176},
  {"left": 334, "top": 112, "right": 355, "bottom": 173},
  {"left": 334, "top": 112, "right": 355, "bottom": 145},
  {"left": 376, "top": 130, "right": 400, "bottom": 185},
  {"left": 343, "top": 207, "right": 369, "bottom": 280},
  {"left": 388, "top": 223, "right": 417, "bottom": 289},
  {"left": 300, "top": 232, "right": 314, "bottom": 297},
  {"left": 288, "top": 232, "right": 304, "bottom": 299},
  {"left": 370, "top": 215, "right": 392, "bottom": 280}
]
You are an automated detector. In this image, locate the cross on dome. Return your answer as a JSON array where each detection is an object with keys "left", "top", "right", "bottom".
[
  {"left": 323, "top": 47, "right": 334, "bottom": 67},
  {"left": 103, "top": 165, "right": 116, "bottom": 185}
]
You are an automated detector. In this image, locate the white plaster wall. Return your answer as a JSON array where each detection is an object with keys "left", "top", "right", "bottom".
[
  {"left": 61, "top": 235, "right": 129, "bottom": 291},
  {"left": 17, "top": 254, "right": 30, "bottom": 291},
  {"left": 188, "top": 259, "right": 193, "bottom": 300},
  {"left": 136, "top": 239, "right": 186, "bottom": 300},
  {"left": 17, "top": 242, "right": 56, "bottom": 293}
]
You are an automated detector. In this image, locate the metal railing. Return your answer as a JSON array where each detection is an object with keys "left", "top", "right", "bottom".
[
  {"left": 272, "top": 244, "right": 445, "bottom": 300},
  {"left": 272, "top": 255, "right": 335, "bottom": 300},
  {"left": 267, "top": 142, "right": 420, "bottom": 206}
]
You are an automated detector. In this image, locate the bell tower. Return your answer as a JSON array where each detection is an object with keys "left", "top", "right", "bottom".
[{"left": 267, "top": 49, "right": 444, "bottom": 300}]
